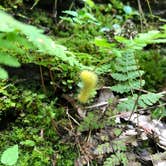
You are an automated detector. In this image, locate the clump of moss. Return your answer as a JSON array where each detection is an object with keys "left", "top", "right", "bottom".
[
  {"left": 0, "top": 81, "right": 76, "bottom": 165},
  {"left": 138, "top": 50, "right": 166, "bottom": 90}
]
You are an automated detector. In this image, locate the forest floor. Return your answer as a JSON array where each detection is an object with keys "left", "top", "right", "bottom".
[{"left": 0, "top": 1, "right": 166, "bottom": 166}]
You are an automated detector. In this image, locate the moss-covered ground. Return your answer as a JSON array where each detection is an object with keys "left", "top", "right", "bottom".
[{"left": 0, "top": 1, "right": 166, "bottom": 165}]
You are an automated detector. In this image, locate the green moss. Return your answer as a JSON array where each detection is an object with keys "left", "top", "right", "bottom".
[
  {"left": 0, "top": 1, "right": 166, "bottom": 165},
  {"left": 138, "top": 50, "right": 166, "bottom": 90},
  {"left": 0, "top": 81, "right": 76, "bottom": 165}
]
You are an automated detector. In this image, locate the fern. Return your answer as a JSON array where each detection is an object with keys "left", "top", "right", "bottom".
[
  {"left": 111, "top": 70, "right": 144, "bottom": 81},
  {"left": 111, "top": 52, "right": 145, "bottom": 93},
  {"left": 0, "top": 67, "right": 8, "bottom": 79},
  {"left": 139, "top": 93, "right": 163, "bottom": 107},
  {"left": 78, "top": 112, "right": 103, "bottom": 132},
  {"left": 117, "top": 93, "right": 163, "bottom": 111},
  {"left": 103, "top": 154, "right": 120, "bottom": 166},
  {"left": 95, "top": 25, "right": 166, "bottom": 114},
  {"left": 103, "top": 152, "right": 128, "bottom": 166},
  {"left": 103, "top": 141, "right": 128, "bottom": 166},
  {"left": 94, "top": 142, "right": 112, "bottom": 155},
  {"left": 115, "top": 29, "right": 166, "bottom": 51},
  {"left": 111, "top": 25, "right": 166, "bottom": 94},
  {"left": 117, "top": 95, "right": 136, "bottom": 111},
  {"left": 0, "top": 52, "right": 20, "bottom": 79}
]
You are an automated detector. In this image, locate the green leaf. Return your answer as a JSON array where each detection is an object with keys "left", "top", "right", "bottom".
[
  {"left": 20, "top": 140, "right": 35, "bottom": 147},
  {"left": 1, "top": 145, "right": 19, "bottom": 166},
  {"left": 94, "top": 37, "right": 113, "bottom": 48},
  {"left": 0, "top": 10, "right": 83, "bottom": 68},
  {"left": 117, "top": 95, "right": 136, "bottom": 111},
  {"left": 63, "top": 10, "right": 78, "bottom": 17},
  {"left": 117, "top": 93, "right": 163, "bottom": 111},
  {"left": 0, "top": 53, "right": 20, "bottom": 67},
  {"left": 84, "top": 0, "right": 95, "bottom": 8},
  {"left": 123, "top": 5, "right": 132, "bottom": 14},
  {"left": 111, "top": 70, "right": 144, "bottom": 81},
  {"left": 115, "top": 36, "right": 129, "bottom": 43},
  {"left": 111, "top": 80, "right": 145, "bottom": 93},
  {"left": 0, "top": 67, "right": 8, "bottom": 79},
  {"left": 0, "top": 11, "right": 17, "bottom": 32}
]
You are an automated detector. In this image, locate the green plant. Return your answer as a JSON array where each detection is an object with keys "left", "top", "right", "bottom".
[
  {"left": 95, "top": 141, "right": 128, "bottom": 166},
  {"left": 95, "top": 25, "right": 166, "bottom": 112},
  {"left": 117, "top": 92, "right": 163, "bottom": 112},
  {"left": 104, "top": 141, "right": 128, "bottom": 166},
  {"left": 0, "top": 53, "right": 20, "bottom": 79},
  {"left": 151, "top": 106, "right": 166, "bottom": 119},
  {"left": 60, "top": 0, "right": 99, "bottom": 26},
  {"left": 137, "top": 50, "right": 166, "bottom": 90},
  {"left": 0, "top": 10, "right": 85, "bottom": 79},
  {"left": 78, "top": 112, "right": 103, "bottom": 132},
  {"left": 0, "top": 81, "right": 74, "bottom": 165},
  {"left": 61, "top": 9, "right": 100, "bottom": 26},
  {"left": 1, "top": 144, "right": 19, "bottom": 166},
  {"left": 103, "top": 152, "right": 128, "bottom": 166},
  {"left": 110, "top": 52, "right": 145, "bottom": 93}
]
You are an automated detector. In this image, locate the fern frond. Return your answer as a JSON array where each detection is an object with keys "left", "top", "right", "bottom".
[
  {"left": 116, "top": 55, "right": 136, "bottom": 66},
  {"left": 94, "top": 143, "right": 112, "bottom": 155},
  {"left": 111, "top": 80, "right": 145, "bottom": 93},
  {"left": 117, "top": 95, "right": 136, "bottom": 111},
  {"left": 111, "top": 70, "right": 144, "bottom": 81},
  {"left": 134, "top": 30, "right": 166, "bottom": 45},
  {"left": 117, "top": 93, "right": 163, "bottom": 111},
  {"left": 0, "top": 67, "right": 8, "bottom": 79},
  {"left": 103, "top": 152, "right": 128, "bottom": 166},
  {"left": 139, "top": 93, "right": 163, "bottom": 108},
  {"left": 116, "top": 29, "right": 166, "bottom": 51},
  {"left": 0, "top": 53, "right": 20, "bottom": 67},
  {"left": 0, "top": 37, "right": 26, "bottom": 55},
  {"left": 115, "top": 65, "right": 138, "bottom": 72},
  {"left": 111, "top": 51, "right": 145, "bottom": 93}
]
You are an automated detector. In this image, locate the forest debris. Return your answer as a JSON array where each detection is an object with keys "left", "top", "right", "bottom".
[
  {"left": 126, "top": 152, "right": 141, "bottom": 166},
  {"left": 75, "top": 138, "right": 97, "bottom": 166},
  {"left": 86, "top": 87, "right": 115, "bottom": 110},
  {"left": 151, "top": 151, "right": 166, "bottom": 166},
  {"left": 86, "top": 90, "right": 166, "bottom": 110},
  {"left": 117, "top": 129, "right": 138, "bottom": 146},
  {"left": 97, "top": 87, "right": 114, "bottom": 103},
  {"left": 120, "top": 112, "right": 166, "bottom": 150},
  {"left": 93, "top": 142, "right": 113, "bottom": 155}
]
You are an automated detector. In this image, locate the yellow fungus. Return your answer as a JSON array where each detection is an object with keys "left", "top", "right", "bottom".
[{"left": 78, "top": 70, "right": 98, "bottom": 103}]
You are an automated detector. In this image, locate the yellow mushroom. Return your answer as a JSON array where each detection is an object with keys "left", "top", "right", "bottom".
[{"left": 78, "top": 70, "right": 98, "bottom": 103}]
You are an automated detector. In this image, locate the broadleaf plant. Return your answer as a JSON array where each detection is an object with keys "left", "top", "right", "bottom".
[
  {"left": 0, "top": 10, "right": 85, "bottom": 79},
  {"left": 1, "top": 145, "right": 19, "bottom": 166}
]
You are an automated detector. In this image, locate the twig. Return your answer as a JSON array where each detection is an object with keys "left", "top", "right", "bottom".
[
  {"left": 86, "top": 90, "right": 166, "bottom": 109},
  {"left": 86, "top": 101, "right": 108, "bottom": 109},
  {"left": 145, "top": 0, "right": 153, "bottom": 17},
  {"left": 66, "top": 108, "right": 80, "bottom": 126},
  {"left": 138, "top": 103, "right": 166, "bottom": 111},
  {"left": 137, "top": 0, "right": 147, "bottom": 31},
  {"left": 48, "top": 67, "right": 60, "bottom": 92},
  {"left": 136, "top": 89, "right": 166, "bottom": 96},
  {"left": 39, "top": 65, "right": 47, "bottom": 94}
]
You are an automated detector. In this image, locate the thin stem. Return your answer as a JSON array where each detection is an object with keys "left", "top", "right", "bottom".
[{"left": 39, "top": 66, "right": 47, "bottom": 94}]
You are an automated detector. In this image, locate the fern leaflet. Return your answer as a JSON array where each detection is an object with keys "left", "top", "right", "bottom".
[
  {"left": 117, "top": 93, "right": 163, "bottom": 111},
  {"left": 111, "top": 52, "right": 145, "bottom": 93}
]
